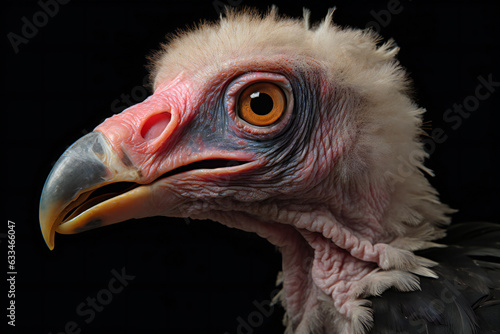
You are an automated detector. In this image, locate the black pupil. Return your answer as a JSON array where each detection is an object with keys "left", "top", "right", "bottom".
[{"left": 250, "top": 92, "right": 274, "bottom": 116}]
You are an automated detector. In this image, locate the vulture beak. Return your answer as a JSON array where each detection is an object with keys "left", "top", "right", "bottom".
[
  {"left": 39, "top": 131, "right": 153, "bottom": 250},
  {"left": 40, "top": 89, "right": 254, "bottom": 250}
]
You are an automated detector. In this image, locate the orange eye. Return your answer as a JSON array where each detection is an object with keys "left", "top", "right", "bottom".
[{"left": 238, "top": 82, "right": 286, "bottom": 126}]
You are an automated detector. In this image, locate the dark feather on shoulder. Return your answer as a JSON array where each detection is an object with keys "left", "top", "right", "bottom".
[{"left": 370, "top": 223, "right": 500, "bottom": 334}]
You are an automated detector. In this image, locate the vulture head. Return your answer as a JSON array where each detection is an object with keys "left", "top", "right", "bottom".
[{"left": 40, "top": 9, "right": 499, "bottom": 334}]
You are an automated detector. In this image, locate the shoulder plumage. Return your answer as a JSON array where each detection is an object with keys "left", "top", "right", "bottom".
[{"left": 370, "top": 223, "right": 500, "bottom": 333}]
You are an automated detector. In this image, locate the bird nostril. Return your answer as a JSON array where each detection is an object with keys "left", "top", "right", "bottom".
[{"left": 141, "top": 112, "right": 171, "bottom": 141}]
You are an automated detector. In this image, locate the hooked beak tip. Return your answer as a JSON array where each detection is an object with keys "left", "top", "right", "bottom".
[
  {"left": 38, "top": 131, "right": 153, "bottom": 250},
  {"left": 40, "top": 210, "right": 56, "bottom": 250},
  {"left": 39, "top": 131, "right": 115, "bottom": 250},
  {"left": 44, "top": 233, "right": 55, "bottom": 251}
]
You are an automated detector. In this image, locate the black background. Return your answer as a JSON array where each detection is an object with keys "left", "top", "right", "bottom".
[{"left": 2, "top": 0, "right": 499, "bottom": 333}]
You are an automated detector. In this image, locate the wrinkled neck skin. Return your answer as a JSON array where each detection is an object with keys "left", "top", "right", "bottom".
[{"left": 190, "top": 169, "right": 445, "bottom": 334}]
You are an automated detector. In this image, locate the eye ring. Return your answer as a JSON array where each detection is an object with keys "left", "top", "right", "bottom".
[{"left": 238, "top": 82, "right": 286, "bottom": 127}]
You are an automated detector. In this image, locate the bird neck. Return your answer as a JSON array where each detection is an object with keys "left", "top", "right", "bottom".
[
  {"left": 251, "top": 172, "right": 452, "bottom": 333},
  {"left": 266, "top": 201, "right": 438, "bottom": 334},
  {"left": 196, "top": 167, "right": 452, "bottom": 333}
]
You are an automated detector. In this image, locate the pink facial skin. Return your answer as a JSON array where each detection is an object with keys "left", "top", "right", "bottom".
[{"left": 94, "top": 73, "right": 256, "bottom": 185}]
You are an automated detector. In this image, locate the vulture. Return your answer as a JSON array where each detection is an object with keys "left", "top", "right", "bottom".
[{"left": 40, "top": 8, "right": 500, "bottom": 334}]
